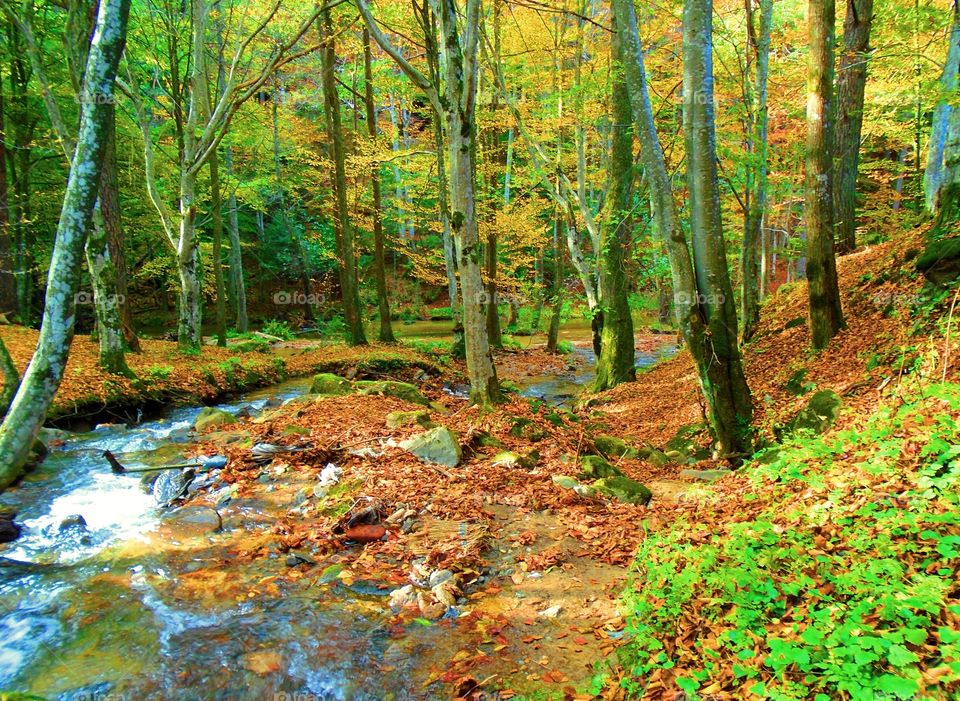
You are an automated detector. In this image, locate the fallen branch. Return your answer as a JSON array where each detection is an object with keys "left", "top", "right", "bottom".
[{"left": 104, "top": 450, "right": 201, "bottom": 474}]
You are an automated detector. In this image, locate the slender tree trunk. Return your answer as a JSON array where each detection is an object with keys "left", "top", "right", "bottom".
[
  {"left": 320, "top": 9, "right": 366, "bottom": 345},
  {"left": 207, "top": 149, "right": 228, "bottom": 346},
  {"left": 0, "top": 0, "right": 130, "bottom": 490},
  {"left": 364, "top": 29, "right": 395, "bottom": 343},
  {"left": 740, "top": 0, "right": 773, "bottom": 342},
  {"left": 271, "top": 86, "right": 313, "bottom": 323},
  {"left": 615, "top": 0, "right": 752, "bottom": 458},
  {"left": 925, "top": 0, "right": 960, "bottom": 227},
  {"left": 806, "top": 0, "right": 845, "bottom": 350},
  {"left": 593, "top": 23, "right": 636, "bottom": 392},
  {"left": 0, "top": 337, "right": 19, "bottom": 413},
  {"left": 224, "top": 146, "right": 248, "bottom": 332},
  {"left": 176, "top": 171, "right": 203, "bottom": 350},
  {"left": 7, "top": 31, "right": 32, "bottom": 326},
  {"left": 0, "top": 64, "right": 14, "bottom": 315},
  {"left": 834, "top": 0, "right": 874, "bottom": 253},
  {"left": 484, "top": 0, "right": 503, "bottom": 349}
]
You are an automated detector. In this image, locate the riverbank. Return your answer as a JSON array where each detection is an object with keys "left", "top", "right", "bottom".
[{"left": 0, "top": 326, "right": 443, "bottom": 426}]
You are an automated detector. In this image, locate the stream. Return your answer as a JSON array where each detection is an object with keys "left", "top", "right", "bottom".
[{"left": 0, "top": 335, "right": 674, "bottom": 700}]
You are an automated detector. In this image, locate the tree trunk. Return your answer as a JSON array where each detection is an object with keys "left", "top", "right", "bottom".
[
  {"left": 0, "top": 0, "right": 130, "bottom": 491},
  {"left": 0, "top": 63, "right": 15, "bottom": 316},
  {"left": 546, "top": 218, "right": 564, "bottom": 354},
  {"left": 683, "top": 0, "right": 753, "bottom": 455},
  {"left": 207, "top": 148, "right": 228, "bottom": 346},
  {"left": 364, "top": 29, "right": 395, "bottom": 343},
  {"left": 615, "top": 0, "right": 752, "bottom": 458},
  {"left": 806, "top": 0, "right": 845, "bottom": 350},
  {"left": 834, "top": 0, "right": 874, "bottom": 254},
  {"left": 224, "top": 146, "right": 248, "bottom": 332},
  {"left": 0, "top": 337, "right": 19, "bottom": 413},
  {"left": 740, "top": 0, "right": 773, "bottom": 343},
  {"left": 86, "top": 112, "right": 132, "bottom": 375},
  {"left": 925, "top": 0, "right": 960, "bottom": 228},
  {"left": 271, "top": 85, "right": 313, "bottom": 323},
  {"left": 593, "top": 24, "right": 636, "bottom": 392},
  {"left": 320, "top": 9, "right": 366, "bottom": 346}
]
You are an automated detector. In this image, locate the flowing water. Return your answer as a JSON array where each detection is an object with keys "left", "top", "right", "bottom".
[{"left": 0, "top": 335, "right": 674, "bottom": 700}]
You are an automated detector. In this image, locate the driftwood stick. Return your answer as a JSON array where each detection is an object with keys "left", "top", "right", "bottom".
[{"left": 104, "top": 450, "right": 200, "bottom": 474}]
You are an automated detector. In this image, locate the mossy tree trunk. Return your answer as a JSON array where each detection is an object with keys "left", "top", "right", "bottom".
[
  {"left": 834, "top": 0, "right": 874, "bottom": 254},
  {"left": 614, "top": 0, "right": 753, "bottom": 458},
  {"left": 593, "top": 23, "right": 636, "bottom": 392},
  {"left": 224, "top": 146, "right": 248, "bottom": 333},
  {"left": 320, "top": 9, "right": 366, "bottom": 346},
  {"left": 805, "top": 0, "right": 845, "bottom": 350},
  {"left": 925, "top": 0, "right": 960, "bottom": 230},
  {"left": 363, "top": 28, "right": 396, "bottom": 343},
  {"left": 0, "top": 0, "right": 130, "bottom": 491}
]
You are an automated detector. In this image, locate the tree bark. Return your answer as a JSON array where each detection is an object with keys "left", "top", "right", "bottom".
[
  {"left": 614, "top": 0, "right": 752, "bottom": 458},
  {"left": 364, "top": 29, "right": 395, "bottom": 343},
  {"left": 207, "top": 149, "right": 228, "bottom": 346},
  {"left": 740, "top": 0, "right": 773, "bottom": 342},
  {"left": 0, "top": 0, "right": 130, "bottom": 491},
  {"left": 593, "top": 24, "right": 636, "bottom": 392},
  {"left": 320, "top": 8, "right": 367, "bottom": 345},
  {"left": 806, "top": 0, "right": 845, "bottom": 350},
  {"left": 224, "top": 146, "right": 248, "bottom": 332},
  {"left": 925, "top": 0, "right": 960, "bottom": 228},
  {"left": 834, "top": 0, "right": 874, "bottom": 253}
]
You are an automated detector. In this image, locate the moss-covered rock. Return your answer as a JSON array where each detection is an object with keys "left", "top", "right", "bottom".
[
  {"left": 386, "top": 410, "right": 433, "bottom": 429},
  {"left": 915, "top": 236, "right": 960, "bottom": 285},
  {"left": 592, "top": 434, "right": 638, "bottom": 460},
  {"left": 194, "top": 407, "right": 236, "bottom": 432},
  {"left": 309, "top": 372, "right": 353, "bottom": 396},
  {"left": 355, "top": 380, "right": 430, "bottom": 406},
  {"left": 399, "top": 426, "right": 462, "bottom": 467},
  {"left": 580, "top": 454, "right": 624, "bottom": 479},
  {"left": 508, "top": 417, "right": 546, "bottom": 441},
  {"left": 492, "top": 449, "right": 539, "bottom": 469},
  {"left": 592, "top": 476, "right": 652, "bottom": 505},
  {"left": 781, "top": 389, "right": 842, "bottom": 437}
]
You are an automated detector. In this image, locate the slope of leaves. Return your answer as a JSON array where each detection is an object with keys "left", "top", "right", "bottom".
[{"left": 618, "top": 383, "right": 960, "bottom": 700}]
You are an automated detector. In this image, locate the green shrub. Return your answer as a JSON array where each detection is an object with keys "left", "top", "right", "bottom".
[
  {"left": 143, "top": 364, "right": 173, "bottom": 381},
  {"left": 261, "top": 319, "right": 296, "bottom": 340}
]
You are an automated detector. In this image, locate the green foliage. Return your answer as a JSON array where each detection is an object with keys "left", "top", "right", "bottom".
[
  {"left": 555, "top": 340, "right": 573, "bottom": 354},
  {"left": 619, "top": 384, "right": 960, "bottom": 700},
  {"left": 261, "top": 319, "right": 296, "bottom": 340},
  {"left": 143, "top": 364, "right": 174, "bottom": 381}
]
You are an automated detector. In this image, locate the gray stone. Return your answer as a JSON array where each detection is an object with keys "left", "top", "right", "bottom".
[{"left": 400, "top": 426, "right": 462, "bottom": 467}]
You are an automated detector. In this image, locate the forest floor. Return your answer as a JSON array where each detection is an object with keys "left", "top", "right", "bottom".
[{"left": 4, "top": 225, "right": 960, "bottom": 699}]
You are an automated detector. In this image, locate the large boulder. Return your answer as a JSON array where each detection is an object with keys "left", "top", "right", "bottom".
[
  {"left": 194, "top": 407, "right": 236, "bottom": 432},
  {"left": 355, "top": 380, "right": 430, "bottom": 406},
  {"left": 579, "top": 454, "right": 624, "bottom": 479},
  {"left": 400, "top": 426, "right": 462, "bottom": 467},
  {"left": 309, "top": 372, "right": 352, "bottom": 396},
  {"left": 782, "top": 389, "right": 842, "bottom": 437},
  {"left": 592, "top": 476, "right": 652, "bottom": 505}
]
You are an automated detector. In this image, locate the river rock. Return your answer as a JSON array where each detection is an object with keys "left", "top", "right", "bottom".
[
  {"left": 355, "top": 380, "right": 430, "bottom": 406},
  {"left": 592, "top": 476, "right": 652, "bottom": 505},
  {"left": 309, "top": 372, "right": 352, "bottom": 396},
  {"left": 0, "top": 515, "right": 20, "bottom": 543},
  {"left": 386, "top": 410, "right": 433, "bottom": 429},
  {"left": 153, "top": 468, "right": 196, "bottom": 506},
  {"left": 580, "top": 455, "right": 624, "bottom": 479},
  {"left": 400, "top": 426, "right": 461, "bottom": 467},
  {"left": 58, "top": 514, "right": 87, "bottom": 531},
  {"left": 343, "top": 524, "right": 386, "bottom": 543},
  {"left": 193, "top": 407, "right": 236, "bottom": 432},
  {"left": 161, "top": 504, "right": 222, "bottom": 536},
  {"left": 388, "top": 584, "right": 417, "bottom": 612}
]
